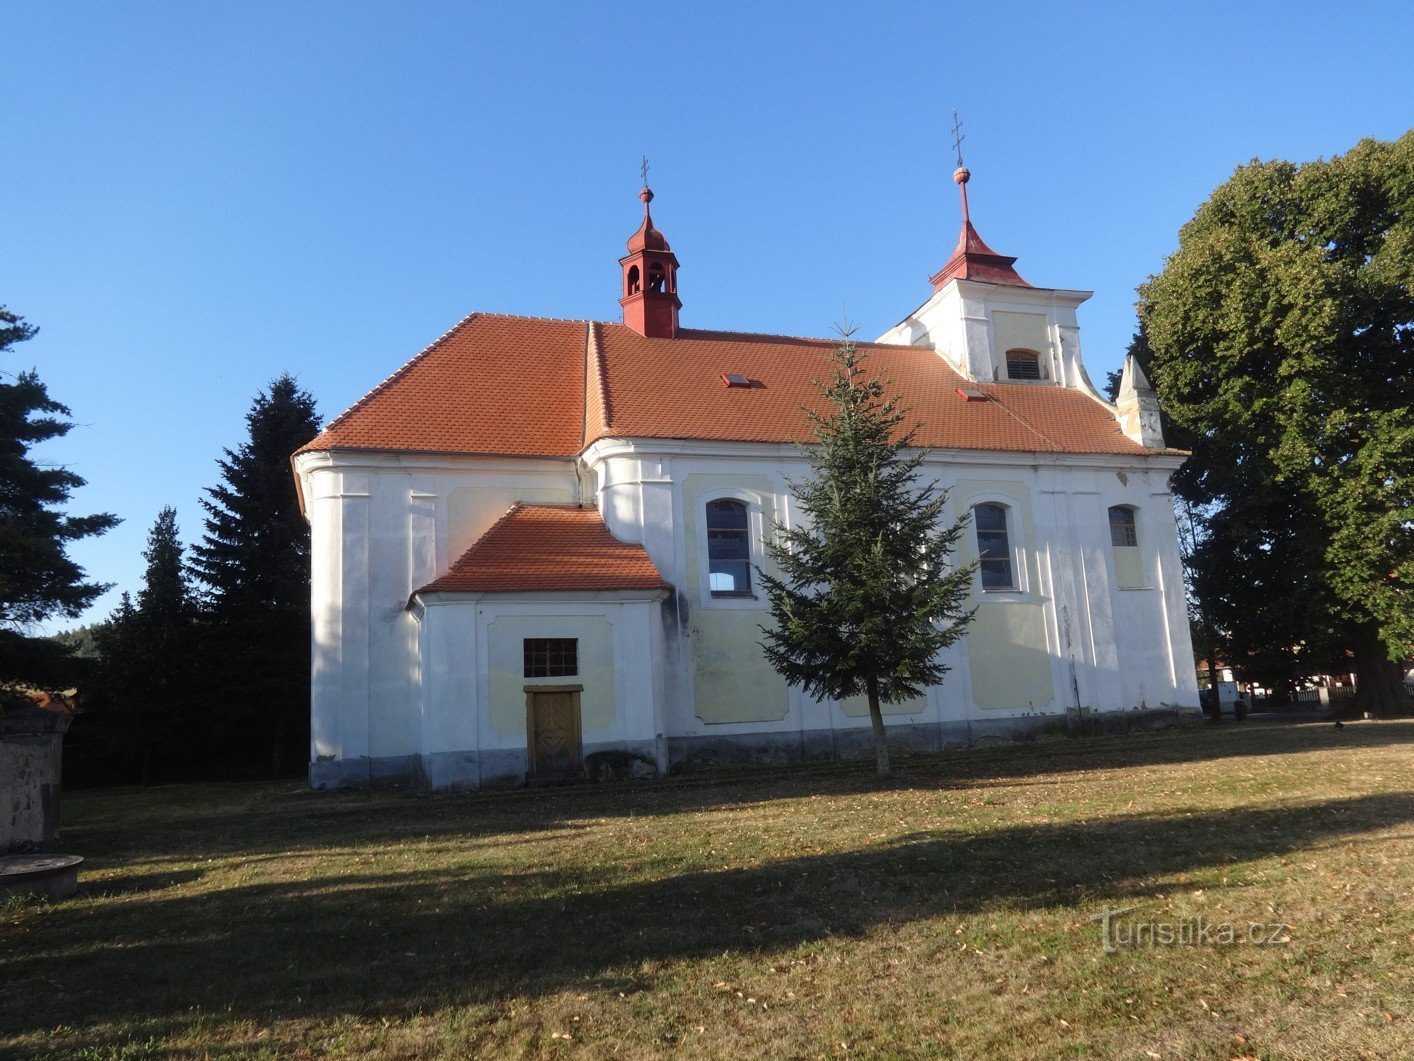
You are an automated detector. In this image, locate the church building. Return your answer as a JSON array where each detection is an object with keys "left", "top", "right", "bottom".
[{"left": 294, "top": 162, "right": 1200, "bottom": 790}]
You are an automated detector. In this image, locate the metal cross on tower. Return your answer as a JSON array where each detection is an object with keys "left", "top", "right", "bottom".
[
  {"left": 641, "top": 155, "right": 649, "bottom": 187},
  {"left": 951, "top": 109, "right": 966, "bottom": 168}
]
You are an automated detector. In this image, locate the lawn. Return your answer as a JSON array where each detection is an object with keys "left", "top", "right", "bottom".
[{"left": 4, "top": 721, "right": 1411, "bottom": 1059}]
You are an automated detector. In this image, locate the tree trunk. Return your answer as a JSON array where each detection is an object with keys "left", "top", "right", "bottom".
[
  {"left": 270, "top": 711, "right": 286, "bottom": 778},
  {"left": 1205, "top": 636, "right": 1223, "bottom": 723},
  {"left": 866, "top": 677, "right": 892, "bottom": 780},
  {"left": 1349, "top": 619, "right": 1412, "bottom": 718}
]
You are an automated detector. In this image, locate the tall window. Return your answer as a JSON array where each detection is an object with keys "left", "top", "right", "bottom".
[
  {"left": 1108, "top": 505, "right": 1144, "bottom": 589},
  {"left": 1005, "top": 349, "right": 1043, "bottom": 381},
  {"left": 706, "top": 499, "right": 751, "bottom": 595},
  {"left": 1108, "top": 506, "right": 1138, "bottom": 547},
  {"left": 974, "top": 503, "right": 1015, "bottom": 591},
  {"left": 524, "top": 638, "right": 577, "bottom": 678}
]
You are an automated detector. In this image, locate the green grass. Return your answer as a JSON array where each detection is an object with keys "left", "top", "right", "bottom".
[{"left": 4, "top": 721, "right": 1412, "bottom": 1058}]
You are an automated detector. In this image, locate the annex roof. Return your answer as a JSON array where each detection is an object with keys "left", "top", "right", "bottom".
[
  {"left": 301, "top": 312, "right": 1162, "bottom": 460},
  {"left": 415, "top": 503, "right": 669, "bottom": 596}
]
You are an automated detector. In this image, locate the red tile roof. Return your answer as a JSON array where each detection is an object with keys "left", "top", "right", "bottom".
[
  {"left": 300, "top": 313, "right": 587, "bottom": 458},
  {"left": 416, "top": 504, "right": 669, "bottom": 596},
  {"left": 302, "top": 312, "right": 1168, "bottom": 459}
]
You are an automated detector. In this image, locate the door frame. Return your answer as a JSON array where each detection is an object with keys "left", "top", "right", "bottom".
[{"left": 524, "top": 684, "right": 584, "bottom": 779}]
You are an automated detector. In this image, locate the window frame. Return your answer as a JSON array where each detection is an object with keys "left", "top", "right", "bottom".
[
  {"left": 1003, "top": 347, "right": 1046, "bottom": 382},
  {"left": 523, "top": 637, "right": 579, "bottom": 678},
  {"left": 693, "top": 487, "right": 772, "bottom": 610},
  {"left": 973, "top": 502, "right": 1020, "bottom": 593},
  {"left": 1107, "top": 504, "right": 1149, "bottom": 590},
  {"left": 705, "top": 498, "right": 753, "bottom": 597},
  {"left": 1108, "top": 505, "right": 1139, "bottom": 548}
]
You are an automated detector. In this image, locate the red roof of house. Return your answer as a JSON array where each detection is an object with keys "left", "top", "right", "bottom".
[
  {"left": 416, "top": 504, "right": 669, "bottom": 596},
  {"left": 301, "top": 313, "right": 1165, "bottom": 460}
]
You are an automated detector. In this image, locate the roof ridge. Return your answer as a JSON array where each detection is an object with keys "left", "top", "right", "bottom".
[
  {"left": 323, "top": 312, "right": 481, "bottom": 432},
  {"left": 475, "top": 311, "right": 595, "bottom": 325},
  {"left": 580, "top": 322, "right": 591, "bottom": 449},
  {"left": 451, "top": 501, "right": 526, "bottom": 564},
  {"left": 592, "top": 321, "right": 612, "bottom": 433},
  {"left": 671, "top": 324, "right": 920, "bottom": 350}
]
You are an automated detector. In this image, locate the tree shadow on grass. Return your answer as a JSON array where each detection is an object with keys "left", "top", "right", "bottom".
[
  {"left": 59, "top": 722, "right": 1414, "bottom": 872},
  {"left": 6, "top": 791, "right": 1411, "bottom": 1051}
]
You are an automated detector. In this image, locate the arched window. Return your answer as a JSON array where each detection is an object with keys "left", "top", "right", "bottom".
[
  {"left": 1108, "top": 505, "right": 1144, "bottom": 588},
  {"left": 974, "top": 503, "right": 1015, "bottom": 591},
  {"left": 626, "top": 265, "right": 640, "bottom": 295},
  {"left": 706, "top": 499, "right": 751, "bottom": 595},
  {"left": 647, "top": 262, "right": 667, "bottom": 293},
  {"left": 1108, "top": 506, "right": 1138, "bottom": 548},
  {"left": 1005, "top": 349, "right": 1043, "bottom": 381}
]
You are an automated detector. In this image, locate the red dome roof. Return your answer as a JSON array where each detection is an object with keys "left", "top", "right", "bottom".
[{"left": 626, "top": 186, "right": 671, "bottom": 252}]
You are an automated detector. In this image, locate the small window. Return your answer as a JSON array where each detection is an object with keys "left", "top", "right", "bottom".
[
  {"left": 626, "top": 265, "right": 640, "bottom": 295},
  {"left": 974, "top": 503, "right": 1015, "bottom": 591},
  {"left": 524, "top": 638, "right": 577, "bottom": 678},
  {"left": 1005, "top": 349, "right": 1043, "bottom": 381},
  {"left": 648, "top": 262, "right": 667, "bottom": 293},
  {"left": 706, "top": 499, "right": 751, "bottom": 595},
  {"left": 1108, "top": 506, "right": 1138, "bottom": 548}
]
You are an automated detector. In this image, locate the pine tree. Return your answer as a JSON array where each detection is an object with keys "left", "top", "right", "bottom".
[
  {"left": 0, "top": 305, "right": 118, "bottom": 704},
  {"left": 759, "top": 330, "right": 976, "bottom": 778},
  {"left": 89, "top": 508, "right": 199, "bottom": 784},
  {"left": 190, "top": 374, "right": 320, "bottom": 775}
]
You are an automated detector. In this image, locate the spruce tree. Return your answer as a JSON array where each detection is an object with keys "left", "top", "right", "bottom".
[
  {"left": 759, "top": 330, "right": 976, "bottom": 778},
  {"left": 0, "top": 305, "right": 118, "bottom": 704},
  {"left": 190, "top": 374, "right": 320, "bottom": 775},
  {"left": 89, "top": 508, "right": 199, "bottom": 784}
]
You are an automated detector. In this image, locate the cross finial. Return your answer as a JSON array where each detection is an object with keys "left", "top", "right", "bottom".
[
  {"left": 950, "top": 109, "right": 965, "bottom": 168},
  {"left": 640, "top": 155, "right": 649, "bottom": 187}
]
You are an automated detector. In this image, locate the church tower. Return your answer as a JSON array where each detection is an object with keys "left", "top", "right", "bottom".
[
  {"left": 877, "top": 144, "right": 1102, "bottom": 398},
  {"left": 619, "top": 182, "right": 681, "bottom": 339}
]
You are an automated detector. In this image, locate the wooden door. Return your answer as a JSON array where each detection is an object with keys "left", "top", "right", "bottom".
[{"left": 526, "top": 688, "right": 583, "bottom": 780}]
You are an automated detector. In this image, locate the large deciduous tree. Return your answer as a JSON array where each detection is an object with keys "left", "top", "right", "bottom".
[
  {"left": 1138, "top": 132, "right": 1414, "bottom": 716},
  {"left": 189, "top": 374, "right": 320, "bottom": 774},
  {"left": 759, "top": 331, "right": 976, "bottom": 778},
  {"left": 0, "top": 306, "right": 117, "bottom": 704}
]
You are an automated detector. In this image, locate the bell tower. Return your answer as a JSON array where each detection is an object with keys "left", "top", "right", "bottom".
[{"left": 619, "top": 175, "right": 681, "bottom": 339}]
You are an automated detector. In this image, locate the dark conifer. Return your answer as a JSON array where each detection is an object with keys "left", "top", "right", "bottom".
[
  {"left": 0, "top": 306, "right": 118, "bottom": 703},
  {"left": 190, "top": 375, "right": 320, "bottom": 774}
]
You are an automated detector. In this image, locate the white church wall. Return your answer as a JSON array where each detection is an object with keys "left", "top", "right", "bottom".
[
  {"left": 416, "top": 596, "right": 663, "bottom": 788},
  {"left": 302, "top": 434, "right": 1197, "bottom": 789},
  {"left": 299, "top": 451, "right": 579, "bottom": 787},
  {"left": 584, "top": 440, "right": 1198, "bottom": 771}
]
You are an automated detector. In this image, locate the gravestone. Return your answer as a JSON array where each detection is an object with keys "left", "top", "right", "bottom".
[{"left": 2, "top": 701, "right": 71, "bottom": 850}]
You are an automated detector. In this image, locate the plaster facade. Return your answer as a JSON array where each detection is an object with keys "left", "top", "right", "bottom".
[
  {"left": 297, "top": 181, "right": 1201, "bottom": 790},
  {"left": 297, "top": 435, "right": 1198, "bottom": 789}
]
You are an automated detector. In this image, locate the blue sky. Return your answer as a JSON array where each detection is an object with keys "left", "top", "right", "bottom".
[{"left": 5, "top": 1, "right": 1412, "bottom": 630}]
